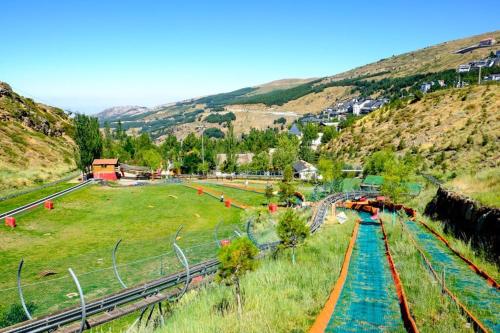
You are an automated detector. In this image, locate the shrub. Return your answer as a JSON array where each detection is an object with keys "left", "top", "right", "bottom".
[
  {"left": 205, "top": 112, "right": 236, "bottom": 124},
  {"left": 216, "top": 237, "right": 258, "bottom": 317},
  {"left": 204, "top": 128, "right": 225, "bottom": 139},
  {"left": 277, "top": 209, "right": 309, "bottom": 264}
]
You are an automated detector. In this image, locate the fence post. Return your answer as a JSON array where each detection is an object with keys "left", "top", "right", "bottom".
[
  {"left": 16, "top": 259, "right": 33, "bottom": 320},
  {"left": 112, "top": 239, "right": 128, "bottom": 289},
  {"left": 68, "top": 268, "right": 87, "bottom": 333}
]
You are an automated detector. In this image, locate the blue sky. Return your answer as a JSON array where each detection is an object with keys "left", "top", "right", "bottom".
[{"left": 1, "top": 0, "right": 498, "bottom": 114}]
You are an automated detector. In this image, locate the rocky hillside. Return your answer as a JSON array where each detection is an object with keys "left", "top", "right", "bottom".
[
  {"left": 324, "top": 84, "right": 500, "bottom": 174},
  {"left": 96, "top": 31, "right": 499, "bottom": 141},
  {"left": 0, "top": 82, "right": 76, "bottom": 193}
]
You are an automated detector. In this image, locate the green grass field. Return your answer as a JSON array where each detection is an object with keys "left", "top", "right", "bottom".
[
  {"left": 188, "top": 182, "right": 270, "bottom": 207},
  {"left": 0, "top": 183, "right": 263, "bottom": 319}
]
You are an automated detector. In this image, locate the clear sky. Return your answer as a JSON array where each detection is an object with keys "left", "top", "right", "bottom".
[{"left": 1, "top": 0, "right": 498, "bottom": 114}]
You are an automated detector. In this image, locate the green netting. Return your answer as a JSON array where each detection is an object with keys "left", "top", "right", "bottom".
[
  {"left": 342, "top": 178, "right": 362, "bottom": 192},
  {"left": 362, "top": 175, "right": 384, "bottom": 187},
  {"left": 404, "top": 182, "right": 422, "bottom": 196},
  {"left": 405, "top": 221, "right": 500, "bottom": 332},
  {"left": 326, "top": 212, "right": 404, "bottom": 332}
]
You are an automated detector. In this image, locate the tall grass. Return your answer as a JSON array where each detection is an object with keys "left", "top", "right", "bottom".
[
  {"left": 382, "top": 213, "right": 471, "bottom": 332},
  {"left": 137, "top": 214, "right": 357, "bottom": 333},
  {"left": 446, "top": 167, "right": 500, "bottom": 208}
]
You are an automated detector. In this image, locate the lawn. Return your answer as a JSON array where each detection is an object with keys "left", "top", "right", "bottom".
[
  {"left": 187, "top": 182, "right": 269, "bottom": 207},
  {"left": 0, "top": 184, "right": 245, "bottom": 319}
]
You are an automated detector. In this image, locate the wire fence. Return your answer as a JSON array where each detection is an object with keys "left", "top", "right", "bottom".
[{"left": 0, "top": 220, "right": 244, "bottom": 318}]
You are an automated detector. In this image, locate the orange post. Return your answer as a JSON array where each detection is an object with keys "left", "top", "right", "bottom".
[
  {"left": 44, "top": 200, "right": 54, "bottom": 210},
  {"left": 5, "top": 217, "right": 16, "bottom": 228}
]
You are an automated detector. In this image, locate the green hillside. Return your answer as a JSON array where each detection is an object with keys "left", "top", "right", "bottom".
[{"left": 0, "top": 82, "right": 76, "bottom": 194}]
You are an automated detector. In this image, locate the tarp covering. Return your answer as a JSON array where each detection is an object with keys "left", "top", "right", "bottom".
[
  {"left": 326, "top": 212, "right": 404, "bottom": 331},
  {"left": 405, "top": 220, "right": 500, "bottom": 332}
]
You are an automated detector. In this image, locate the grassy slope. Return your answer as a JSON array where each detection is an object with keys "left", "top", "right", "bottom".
[
  {"left": 325, "top": 84, "right": 500, "bottom": 175},
  {"left": 153, "top": 212, "right": 357, "bottom": 333},
  {"left": 330, "top": 31, "right": 500, "bottom": 80},
  {"left": 105, "top": 31, "right": 500, "bottom": 138},
  {"left": 445, "top": 167, "right": 500, "bottom": 208},
  {"left": 0, "top": 83, "right": 76, "bottom": 193},
  {"left": 0, "top": 184, "right": 248, "bottom": 316},
  {"left": 222, "top": 31, "right": 500, "bottom": 115}
]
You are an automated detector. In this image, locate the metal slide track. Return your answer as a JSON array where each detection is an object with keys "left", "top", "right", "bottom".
[
  {"left": 0, "top": 260, "right": 219, "bottom": 333},
  {"left": 0, "top": 179, "right": 94, "bottom": 220}
]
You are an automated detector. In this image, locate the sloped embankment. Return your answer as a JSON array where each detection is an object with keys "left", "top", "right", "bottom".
[{"left": 424, "top": 187, "right": 500, "bottom": 262}]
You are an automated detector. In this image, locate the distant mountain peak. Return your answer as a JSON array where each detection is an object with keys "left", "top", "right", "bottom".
[{"left": 96, "top": 105, "right": 150, "bottom": 121}]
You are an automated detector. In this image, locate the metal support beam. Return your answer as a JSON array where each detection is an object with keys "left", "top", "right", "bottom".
[
  {"left": 112, "top": 239, "right": 127, "bottom": 289},
  {"left": 214, "top": 221, "right": 222, "bottom": 248},
  {"left": 168, "top": 225, "right": 190, "bottom": 302},
  {"left": 68, "top": 268, "right": 86, "bottom": 333},
  {"left": 16, "top": 259, "right": 32, "bottom": 320},
  {"left": 144, "top": 303, "right": 156, "bottom": 327}
]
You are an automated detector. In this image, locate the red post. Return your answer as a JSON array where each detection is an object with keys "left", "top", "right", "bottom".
[
  {"left": 269, "top": 203, "right": 277, "bottom": 213},
  {"left": 191, "top": 276, "right": 203, "bottom": 284},
  {"left": 5, "top": 216, "right": 16, "bottom": 228},
  {"left": 197, "top": 188, "right": 203, "bottom": 195},
  {"left": 224, "top": 200, "right": 231, "bottom": 208},
  {"left": 44, "top": 200, "right": 54, "bottom": 210}
]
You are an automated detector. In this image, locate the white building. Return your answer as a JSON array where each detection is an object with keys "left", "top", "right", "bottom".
[
  {"left": 457, "top": 64, "right": 471, "bottom": 73},
  {"left": 293, "top": 160, "right": 320, "bottom": 180}
]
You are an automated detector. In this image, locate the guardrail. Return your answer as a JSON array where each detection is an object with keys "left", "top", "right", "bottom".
[
  {"left": 0, "top": 172, "right": 80, "bottom": 203},
  {"left": 0, "top": 179, "right": 94, "bottom": 220}
]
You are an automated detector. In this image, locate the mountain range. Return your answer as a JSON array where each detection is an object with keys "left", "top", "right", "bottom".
[{"left": 96, "top": 30, "right": 500, "bottom": 141}]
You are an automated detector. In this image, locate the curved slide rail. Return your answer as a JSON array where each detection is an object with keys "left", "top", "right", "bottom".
[
  {"left": 0, "top": 260, "right": 219, "bottom": 333},
  {"left": 311, "top": 212, "right": 415, "bottom": 333},
  {"left": 0, "top": 179, "right": 94, "bottom": 220}
]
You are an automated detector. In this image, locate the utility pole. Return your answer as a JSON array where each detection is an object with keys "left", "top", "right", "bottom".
[
  {"left": 197, "top": 125, "right": 206, "bottom": 175},
  {"left": 478, "top": 65, "right": 482, "bottom": 85}
]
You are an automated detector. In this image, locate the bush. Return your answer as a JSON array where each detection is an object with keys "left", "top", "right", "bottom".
[
  {"left": 205, "top": 112, "right": 236, "bottom": 124},
  {"left": 273, "top": 117, "right": 287, "bottom": 125},
  {"left": 0, "top": 303, "right": 36, "bottom": 327},
  {"left": 204, "top": 128, "right": 225, "bottom": 139}
]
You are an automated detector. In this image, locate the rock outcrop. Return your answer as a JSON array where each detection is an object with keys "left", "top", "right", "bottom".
[{"left": 425, "top": 187, "right": 500, "bottom": 262}]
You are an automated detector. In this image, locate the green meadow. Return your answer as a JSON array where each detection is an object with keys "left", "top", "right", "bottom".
[{"left": 0, "top": 183, "right": 263, "bottom": 317}]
